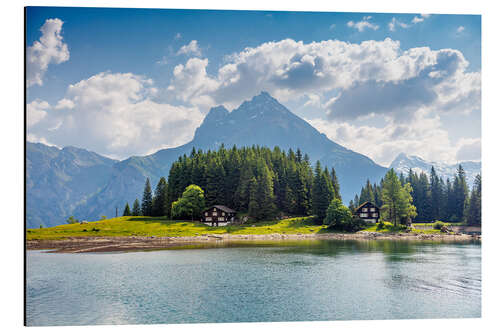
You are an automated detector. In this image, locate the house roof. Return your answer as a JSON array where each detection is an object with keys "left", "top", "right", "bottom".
[
  {"left": 204, "top": 205, "right": 236, "bottom": 213},
  {"left": 354, "top": 201, "right": 379, "bottom": 213}
]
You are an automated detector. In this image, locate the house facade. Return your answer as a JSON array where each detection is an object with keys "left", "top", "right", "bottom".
[
  {"left": 354, "top": 201, "right": 380, "bottom": 223},
  {"left": 201, "top": 205, "right": 237, "bottom": 226}
]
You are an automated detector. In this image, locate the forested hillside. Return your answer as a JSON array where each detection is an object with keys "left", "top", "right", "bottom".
[{"left": 128, "top": 145, "right": 342, "bottom": 221}]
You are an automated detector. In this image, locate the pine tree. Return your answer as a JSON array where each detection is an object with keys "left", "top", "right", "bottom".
[
  {"left": 312, "top": 161, "right": 334, "bottom": 223},
  {"left": 359, "top": 179, "right": 375, "bottom": 204},
  {"left": 141, "top": 178, "right": 153, "bottom": 216},
  {"left": 248, "top": 177, "right": 259, "bottom": 219},
  {"left": 122, "top": 202, "right": 131, "bottom": 216},
  {"left": 429, "top": 167, "right": 443, "bottom": 221},
  {"left": 381, "top": 169, "right": 417, "bottom": 226},
  {"left": 330, "top": 167, "right": 342, "bottom": 202},
  {"left": 466, "top": 174, "right": 481, "bottom": 226},
  {"left": 132, "top": 198, "right": 141, "bottom": 216},
  {"left": 254, "top": 159, "right": 276, "bottom": 220},
  {"left": 452, "top": 165, "right": 469, "bottom": 222},
  {"left": 152, "top": 177, "right": 168, "bottom": 217}
]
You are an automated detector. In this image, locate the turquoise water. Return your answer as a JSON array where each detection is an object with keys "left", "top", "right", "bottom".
[{"left": 26, "top": 240, "right": 481, "bottom": 326}]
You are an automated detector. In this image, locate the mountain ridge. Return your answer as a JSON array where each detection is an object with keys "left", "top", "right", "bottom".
[
  {"left": 28, "top": 92, "right": 389, "bottom": 227},
  {"left": 389, "top": 152, "right": 481, "bottom": 186}
]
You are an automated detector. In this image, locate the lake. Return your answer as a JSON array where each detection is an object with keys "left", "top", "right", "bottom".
[{"left": 26, "top": 239, "right": 481, "bottom": 326}]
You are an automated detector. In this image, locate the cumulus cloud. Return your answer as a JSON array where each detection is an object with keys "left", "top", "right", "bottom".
[
  {"left": 347, "top": 16, "right": 379, "bottom": 32},
  {"left": 27, "top": 99, "right": 50, "bottom": 127},
  {"left": 177, "top": 40, "right": 202, "bottom": 56},
  {"left": 167, "top": 58, "right": 218, "bottom": 109},
  {"left": 54, "top": 98, "right": 75, "bottom": 110},
  {"left": 27, "top": 18, "right": 69, "bottom": 87},
  {"left": 27, "top": 72, "right": 204, "bottom": 159},
  {"left": 307, "top": 112, "right": 479, "bottom": 166},
  {"left": 457, "top": 26, "right": 466, "bottom": 33},
  {"left": 165, "top": 38, "right": 479, "bottom": 123}
]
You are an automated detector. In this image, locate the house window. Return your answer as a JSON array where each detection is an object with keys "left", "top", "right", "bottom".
[
  {"left": 205, "top": 212, "right": 208, "bottom": 216},
  {"left": 213, "top": 208, "right": 216, "bottom": 211},
  {"left": 212, "top": 212, "right": 217, "bottom": 216},
  {"left": 205, "top": 217, "right": 212, "bottom": 221},
  {"left": 218, "top": 217, "right": 225, "bottom": 221},
  {"left": 360, "top": 213, "right": 368, "bottom": 218},
  {"left": 362, "top": 208, "right": 368, "bottom": 212},
  {"left": 370, "top": 208, "right": 376, "bottom": 212},
  {"left": 222, "top": 212, "right": 225, "bottom": 216},
  {"left": 372, "top": 213, "right": 378, "bottom": 217}
]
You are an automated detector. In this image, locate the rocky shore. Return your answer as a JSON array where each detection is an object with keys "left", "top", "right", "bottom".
[{"left": 27, "top": 231, "right": 480, "bottom": 253}]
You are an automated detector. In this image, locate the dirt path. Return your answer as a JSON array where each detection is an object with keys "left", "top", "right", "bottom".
[{"left": 26, "top": 232, "right": 480, "bottom": 253}]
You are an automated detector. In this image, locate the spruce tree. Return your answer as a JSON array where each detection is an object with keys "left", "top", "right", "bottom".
[
  {"left": 122, "top": 202, "right": 131, "bottom": 216},
  {"left": 452, "top": 165, "right": 469, "bottom": 222},
  {"left": 141, "top": 178, "right": 153, "bottom": 216},
  {"left": 381, "top": 169, "right": 417, "bottom": 226},
  {"left": 132, "top": 198, "right": 141, "bottom": 216},
  {"left": 466, "top": 174, "right": 481, "bottom": 226},
  {"left": 312, "top": 161, "right": 334, "bottom": 223},
  {"left": 248, "top": 177, "right": 259, "bottom": 219},
  {"left": 152, "top": 177, "right": 168, "bottom": 217},
  {"left": 429, "top": 167, "right": 443, "bottom": 220},
  {"left": 330, "top": 167, "right": 342, "bottom": 202}
]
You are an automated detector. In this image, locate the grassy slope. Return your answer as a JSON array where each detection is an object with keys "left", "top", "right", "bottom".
[
  {"left": 26, "top": 216, "right": 328, "bottom": 240},
  {"left": 27, "top": 217, "right": 457, "bottom": 240}
]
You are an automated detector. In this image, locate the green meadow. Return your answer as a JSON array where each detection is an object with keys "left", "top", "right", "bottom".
[{"left": 27, "top": 216, "right": 329, "bottom": 240}]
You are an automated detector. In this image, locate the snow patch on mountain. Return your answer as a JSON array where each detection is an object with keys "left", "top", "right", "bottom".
[{"left": 389, "top": 153, "right": 481, "bottom": 186}]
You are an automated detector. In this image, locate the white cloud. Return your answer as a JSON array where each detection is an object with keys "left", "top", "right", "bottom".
[
  {"left": 412, "top": 16, "right": 424, "bottom": 24},
  {"left": 347, "top": 16, "right": 379, "bottom": 32},
  {"left": 167, "top": 58, "right": 218, "bottom": 109},
  {"left": 306, "top": 111, "right": 478, "bottom": 166},
  {"left": 329, "top": 24, "right": 336, "bottom": 30},
  {"left": 27, "top": 18, "right": 69, "bottom": 87},
  {"left": 27, "top": 99, "right": 50, "bottom": 127},
  {"left": 54, "top": 98, "right": 75, "bottom": 110},
  {"left": 456, "top": 138, "right": 481, "bottom": 161},
  {"left": 165, "top": 38, "right": 479, "bottom": 124},
  {"left": 457, "top": 26, "right": 466, "bottom": 33},
  {"left": 176, "top": 40, "right": 202, "bottom": 56},
  {"left": 389, "top": 17, "right": 411, "bottom": 31},
  {"left": 174, "top": 32, "right": 182, "bottom": 40},
  {"left": 27, "top": 72, "right": 204, "bottom": 159},
  {"left": 412, "top": 14, "right": 430, "bottom": 24}
]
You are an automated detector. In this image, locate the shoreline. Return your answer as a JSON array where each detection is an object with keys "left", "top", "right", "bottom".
[{"left": 27, "top": 232, "right": 480, "bottom": 253}]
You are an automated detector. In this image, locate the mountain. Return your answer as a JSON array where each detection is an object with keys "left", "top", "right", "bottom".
[
  {"left": 28, "top": 92, "right": 388, "bottom": 226},
  {"left": 26, "top": 142, "right": 117, "bottom": 228},
  {"left": 389, "top": 153, "right": 481, "bottom": 186}
]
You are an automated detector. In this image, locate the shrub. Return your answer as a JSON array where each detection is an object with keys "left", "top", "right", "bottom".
[
  {"left": 376, "top": 221, "right": 385, "bottom": 230},
  {"left": 324, "top": 199, "right": 354, "bottom": 231},
  {"left": 433, "top": 221, "right": 445, "bottom": 230}
]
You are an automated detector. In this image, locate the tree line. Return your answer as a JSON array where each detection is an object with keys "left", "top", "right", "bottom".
[
  {"left": 351, "top": 165, "right": 481, "bottom": 226},
  {"left": 123, "top": 145, "right": 342, "bottom": 222}
]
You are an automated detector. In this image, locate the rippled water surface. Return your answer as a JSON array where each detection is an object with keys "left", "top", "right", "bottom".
[{"left": 26, "top": 239, "right": 481, "bottom": 326}]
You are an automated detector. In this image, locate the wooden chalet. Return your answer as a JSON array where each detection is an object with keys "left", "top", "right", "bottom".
[
  {"left": 201, "top": 205, "right": 237, "bottom": 226},
  {"left": 354, "top": 201, "right": 380, "bottom": 223}
]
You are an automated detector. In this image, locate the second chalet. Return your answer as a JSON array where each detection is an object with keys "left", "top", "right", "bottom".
[{"left": 354, "top": 201, "right": 380, "bottom": 224}]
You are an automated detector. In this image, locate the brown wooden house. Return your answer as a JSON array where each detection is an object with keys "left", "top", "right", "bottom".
[
  {"left": 201, "top": 205, "right": 237, "bottom": 226},
  {"left": 354, "top": 202, "right": 380, "bottom": 223}
]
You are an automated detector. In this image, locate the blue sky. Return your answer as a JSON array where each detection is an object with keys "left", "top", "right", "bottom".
[{"left": 26, "top": 7, "right": 481, "bottom": 166}]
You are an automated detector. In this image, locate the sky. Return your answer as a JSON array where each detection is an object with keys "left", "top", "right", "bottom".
[{"left": 26, "top": 7, "right": 481, "bottom": 166}]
